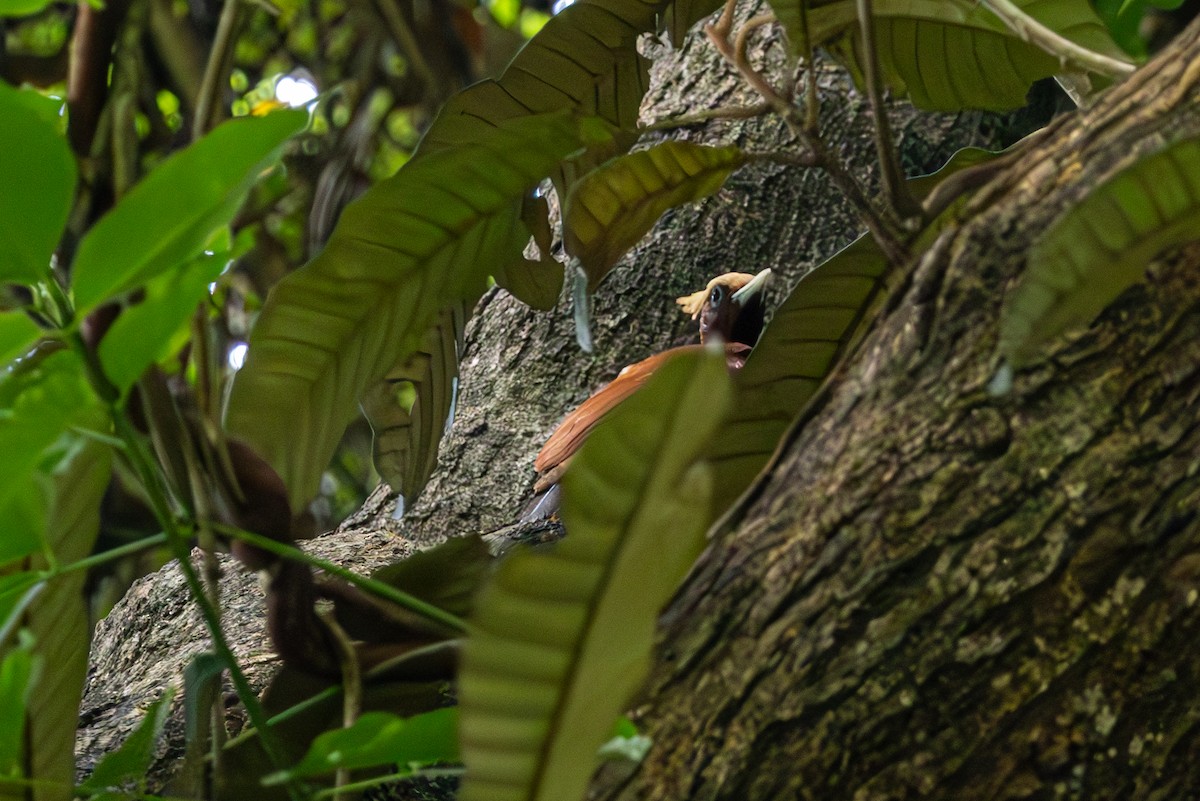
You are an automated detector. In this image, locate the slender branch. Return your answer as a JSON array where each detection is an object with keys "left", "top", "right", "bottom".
[
  {"left": 797, "top": 0, "right": 819, "bottom": 133},
  {"left": 212, "top": 523, "right": 471, "bottom": 634},
  {"left": 310, "top": 768, "right": 466, "bottom": 800},
  {"left": 982, "top": 0, "right": 1135, "bottom": 78},
  {"left": 856, "top": 0, "right": 921, "bottom": 222},
  {"left": 641, "top": 101, "right": 772, "bottom": 132},
  {"left": 368, "top": 0, "right": 438, "bottom": 100},
  {"left": 193, "top": 0, "right": 244, "bottom": 139},
  {"left": 704, "top": 13, "right": 908, "bottom": 263}
]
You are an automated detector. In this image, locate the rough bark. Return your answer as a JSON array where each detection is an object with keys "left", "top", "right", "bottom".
[
  {"left": 79, "top": 2, "right": 1066, "bottom": 791},
  {"left": 596, "top": 22, "right": 1200, "bottom": 801}
]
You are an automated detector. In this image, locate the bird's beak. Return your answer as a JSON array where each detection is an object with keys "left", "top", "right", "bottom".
[{"left": 731, "top": 268, "right": 772, "bottom": 304}]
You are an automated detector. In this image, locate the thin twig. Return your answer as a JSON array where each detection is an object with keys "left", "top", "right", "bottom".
[
  {"left": 856, "top": 0, "right": 922, "bottom": 222},
  {"left": 796, "top": 0, "right": 819, "bottom": 133},
  {"left": 193, "top": 0, "right": 244, "bottom": 139},
  {"left": 641, "top": 101, "right": 772, "bottom": 132},
  {"left": 369, "top": 0, "right": 438, "bottom": 100},
  {"left": 704, "top": 13, "right": 908, "bottom": 263},
  {"left": 982, "top": 0, "right": 1135, "bottom": 78}
]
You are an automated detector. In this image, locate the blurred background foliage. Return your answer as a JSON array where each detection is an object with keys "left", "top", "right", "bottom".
[{"left": 1, "top": 0, "right": 551, "bottom": 526}]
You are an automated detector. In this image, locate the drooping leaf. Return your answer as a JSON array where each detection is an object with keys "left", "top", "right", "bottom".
[
  {"left": 361, "top": 304, "right": 465, "bottom": 507},
  {"left": 415, "top": 0, "right": 656, "bottom": 199},
  {"left": 563, "top": 142, "right": 746, "bottom": 289},
  {"left": 417, "top": 0, "right": 658, "bottom": 155},
  {"left": 226, "top": 112, "right": 588, "bottom": 510},
  {"left": 458, "top": 348, "right": 731, "bottom": 801},
  {"left": 98, "top": 251, "right": 228, "bottom": 394},
  {"left": 0, "top": 83, "right": 76, "bottom": 285},
  {"left": 265, "top": 708, "right": 459, "bottom": 782},
  {"left": 773, "top": 0, "right": 1126, "bottom": 111},
  {"left": 71, "top": 109, "right": 307, "bottom": 312},
  {"left": 80, "top": 689, "right": 175, "bottom": 793},
  {"left": 494, "top": 194, "right": 565, "bottom": 311},
  {"left": 1000, "top": 137, "right": 1200, "bottom": 367},
  {"left": 6, "top": 434, "right": 112, "bottom": 801},
  {"left": 496, "top": 258, "right": 566, "bottom": 311},
  {"left": 0, "top": 633, "right": 36, "bottom": 779}
]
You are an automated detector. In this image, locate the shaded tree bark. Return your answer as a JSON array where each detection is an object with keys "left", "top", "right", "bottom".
[
  {"left": 595, "top": 21, "right": 1200, "bottom": 801},
  {"left": 75, "top": 3, "right": 1119, "bottom": 795}
]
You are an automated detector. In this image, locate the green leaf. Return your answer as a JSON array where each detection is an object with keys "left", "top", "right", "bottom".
[
  {"left": 494, "top": 194, "right": 564, "bottom": 311},
  {"left": 0, "top": 83, "right": 75, "bottom": 285},
  {"left": 458, "top": 348, "right": 731, "bottom": 801},
  {"left": 97, "top": 251, "right": 227, "bottom": 394},
  {"left": 563, "top": 142, "right": 746, "bottom": 289},
  {"left": 4, "top": 434, "right": 112, "bottom": 801},
  {"left": 774, "top": 0, "right": 1126, "bottom": 111},
  {"left": 0, "top": 314, "right": 42, "bottom": 368},
  {"left": 415, "top": 0, "right": 655, "bottom": 197},
  {"left": 266, "top": 708, "right": 459, "bottom": 781},
  {"left": 71, "top": 109, "right": 307, "bottom": 312},
  {"left": 0, "top": 0, "right": 56, "bottom": 14},
  {"left": 226, "top": 112, "right": 587, "bottom": 510},
  {"left": 1000, "top": 137, "right": 1200, "bottom": 367},
  {"left": 360, "top": 304, "right": 465, "bottom": 507},
  {"left": 417, "top": 0, "right": 659, "bottom": 155},
  {"left": 80, "top": 688, "right": 175, "bottom": 792},
  {"left": 0, "top": 632, "right": 37, "bottom": 778},
  {"left": 0, "top": 349, "right": 99, "bottom": 566}
]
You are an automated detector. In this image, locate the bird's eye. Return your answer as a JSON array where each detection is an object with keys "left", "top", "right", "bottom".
[{"left": 710, "top": 286, "right": 725, "bottom": 304}]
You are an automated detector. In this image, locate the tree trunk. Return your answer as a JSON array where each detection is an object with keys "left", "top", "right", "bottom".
[
  {"left": 76, "top": 2, "right": 1117, "bottom": 793},
  {"left": 595, "top": 21, "right": 1200, "bottom": 801}
]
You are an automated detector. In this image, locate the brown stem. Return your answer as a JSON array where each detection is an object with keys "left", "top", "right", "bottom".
[
  {"left": 856, "top": 0, "right": 922, "bottom": 222},
  {"left": 67, "top": 0, "right": 133, "bottom": 156}
]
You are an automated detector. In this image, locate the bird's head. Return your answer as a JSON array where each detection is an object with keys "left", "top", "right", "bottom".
[{"left": 676, "top": 268, "right": 772, "bottom": 346}]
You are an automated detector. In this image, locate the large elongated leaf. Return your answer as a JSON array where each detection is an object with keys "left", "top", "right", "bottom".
[
  {"left": 564, "top": 142, "right": 746, "bottom": 289},
  {"left": 226, "top": 113, "right": 590, "bottom": 510},
  {"left": 458, "top": 348, "right": 731, "bottom": 801},
  {"left": 1000, "top": 137, "right": 1200, "bottom": 367},
  {"left": 71, "top": 110, "right": 307, "bottom": 312},
  {"left": 418, "top": 0, "right": 659, "bottom": 155},
  {"left": 5, "top": 434, "right": 112, "bottom": 801},
  {"left": 361, "top": 304, "right": 465, "bottom": 508},
  {"left": 0, "top": 84, "right": 75, "bottom": 285},
  {"left": 773, "top": 0, "right": 1124, "bottom": 111}
]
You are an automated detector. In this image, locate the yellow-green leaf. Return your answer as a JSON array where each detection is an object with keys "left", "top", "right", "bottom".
[
  {"left": 72, "top": 110, "right": 306, "bottom": 312},
  {"left": 564, "top": 142, "right": 746, "bottom": 289},
  {"left": 459, "top": 348, "right": 731, "bottom": 801},
  {"left": 361, "top": 304, "right": 465, "bottom": 508},
  {"left": 1000, "top": 137, "right": 1200, "bottom": 367},
  {"left": 774, "top": 0, "right": 1125, "bottom": 111},
  {"left": 0, "top": 84, "right": 75, "bottom": 285},
  {"left": 226, "top": 112, "right": 587, "bottom": 510}
]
